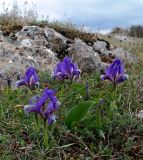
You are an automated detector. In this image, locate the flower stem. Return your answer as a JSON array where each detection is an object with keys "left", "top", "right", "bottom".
[
  {"left": 43, "top": 119, "right": 48, "bottom": 148},
  {"left": 84, "top": 80, "right": 89, "bottom": 101},
  {"left": 109, "top": 85, "right": 118, "bottom": 116},
  {"left": 112, "top": 84, "right": 117, "bottom": 97},
  {"left": 35, "top": 114, "right": 40, "bottom": 132}
]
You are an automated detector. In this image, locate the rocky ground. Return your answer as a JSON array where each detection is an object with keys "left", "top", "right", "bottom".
[
  {"left": 0, "top": 25, "right": 136, "bottom": 89},
  {"left": 1, "top": 25, "right": 143, "bottom": 160}
]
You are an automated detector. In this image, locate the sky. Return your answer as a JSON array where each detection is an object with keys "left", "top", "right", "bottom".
[{"left": 0, "top": 0, "right": 143, "bottom": 33}]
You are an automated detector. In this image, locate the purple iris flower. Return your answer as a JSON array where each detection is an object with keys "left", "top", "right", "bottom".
[
  {"left": 23, "top": 88, "right": 59, "bottom": 125},
  {"left": 53, "top": 57, "right": 80, "bottom": 81},
  {"left": 100, "top": 58, "right": 128, "bottom": 85},
  {"left": 16, "top": 67, "right": 39, "bottom": 88}
]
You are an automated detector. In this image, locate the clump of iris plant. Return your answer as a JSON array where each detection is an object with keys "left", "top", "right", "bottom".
[
  {"left": 53, "top": 57, "right": 81, "bottom": 81},
  {"left": 24, "top": 87, "right": 59, "bottom": 125},
  {"left": 100, "top": 58, "right": 128, "bottom": 115},
  {"left": 100, "top": 58, "right": 128, "bottom": 86},
  {"left": 16, "top": 66, "right": 39, "bottom": 89},
  {"left": 24, "top": 87, "right": 59, "bottom": 147}
]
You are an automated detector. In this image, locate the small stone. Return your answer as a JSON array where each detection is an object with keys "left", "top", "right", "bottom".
[
  {"left": 21, "top": 39, "right": 32, "bottom": 47},
  {"left": 136, "top": 110, "right": 143, "bottom": 119}
]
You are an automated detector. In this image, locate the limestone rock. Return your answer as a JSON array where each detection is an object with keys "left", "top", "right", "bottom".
[
  {"left": 111, "top": 48, "right": 136, "bottom": 65},
  {"left": 44, "top": 27, "right": 68, "bottom": 55},
  {"left": 16, "top": 26, "right": 43, "bottom": 40},
  {"left": 93, "top": 41, "right": 108, "bottom": 52},
  {"left": 0, "top": 25, "right": 137, "bottom": 89},
  {"left": 67, "top": 39, "right": 102, "bottom": 72}
]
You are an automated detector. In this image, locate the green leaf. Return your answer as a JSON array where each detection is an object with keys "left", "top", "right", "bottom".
[
  {"left": 110, "top": 100, "right": 118, "bottom": 112},
  {"left": 98, "top": 129, "right": 105, "bottom": 139},
  {"left": 71, "top": 83, "right": 85, "bottom": 97},
  {"left": 65, "top": 100, "right": 96, "bottom": 129},
  {"left": 0, "top": 134, "right": 8, "bottom": 144}
]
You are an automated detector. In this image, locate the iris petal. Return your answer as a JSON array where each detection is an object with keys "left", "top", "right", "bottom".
[
  {"left": 117, "top": 74, "right": 128, "bottom": 83},
  {"left": 44, "top": 102, "right": 55, "bottom": 118},
  {"left": 29, "top": 105, "right": 41, "bottom": 114},
  {"left": 23, "top": 105, "right": 33, "bottom": 115},
  {"left": 16, "top": 80, "right": 26, "bottom": 87},
  {"left": 29, "top": 96, "right": 39, "bottom": 105},
  {"left": 48, "top": 114, "right": 57, "bottom": 125},
  {"left": 100, "top": 75, "right": 113, "bottom": 82}
]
